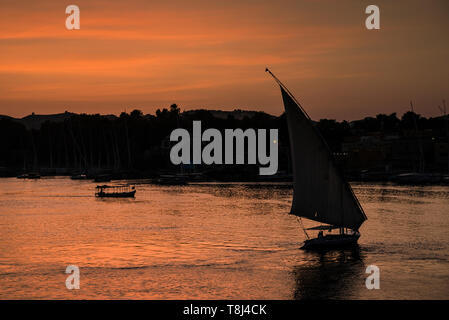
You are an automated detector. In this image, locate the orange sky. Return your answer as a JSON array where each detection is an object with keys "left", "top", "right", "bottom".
[{"left": 0, "top": 0, "right": 448, "bottom": 120}]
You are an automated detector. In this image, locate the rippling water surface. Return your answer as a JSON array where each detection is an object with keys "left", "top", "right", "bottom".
[{"left": 0, "top": 178, "right": 448, "bottom": 299}]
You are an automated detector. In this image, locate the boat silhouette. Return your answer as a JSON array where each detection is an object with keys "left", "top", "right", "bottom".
[
  {"left": 95, "top": 185, "right": 136, "bottom": 198},
  {"left": 267, "top": 68, "right": 367, "bottom": 250}
]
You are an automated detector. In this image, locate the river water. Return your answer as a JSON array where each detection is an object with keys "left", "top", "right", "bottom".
[{"left": 0, "top": 178, "right": 448, "bottom": 299}]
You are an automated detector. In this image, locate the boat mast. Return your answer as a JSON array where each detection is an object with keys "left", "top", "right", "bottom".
[{"left": 438, "top": 100, "right": 449, "bottom": 174}]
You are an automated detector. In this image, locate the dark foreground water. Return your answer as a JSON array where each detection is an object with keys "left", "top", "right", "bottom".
[{"left": 0, "top": 178, "right": 448, "bottom": 299}]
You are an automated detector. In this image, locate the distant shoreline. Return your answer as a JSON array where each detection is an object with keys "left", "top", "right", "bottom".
[
  {"left": 1, "top": 108, "right": 448, "bottom": 180},
  {"left": 2, "top": 172, "right": 449, "bottom": 186}
]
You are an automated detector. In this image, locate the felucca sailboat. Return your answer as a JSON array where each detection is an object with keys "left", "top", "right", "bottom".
[{"left": 267, "top": 68, "right": 367, "bottom": 250}]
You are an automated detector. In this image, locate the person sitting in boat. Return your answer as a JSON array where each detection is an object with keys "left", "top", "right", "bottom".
[{"left": 318, "top": 231, "right": 324, "bottom": 238}]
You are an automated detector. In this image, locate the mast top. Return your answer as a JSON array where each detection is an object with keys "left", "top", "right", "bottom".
[{"left": 265, "top": 67, "right": 312, "bottom": 121}]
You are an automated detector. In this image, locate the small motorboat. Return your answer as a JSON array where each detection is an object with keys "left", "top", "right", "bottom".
[{"left": 95, "top": 185, "right": 136, "bottom": 198}]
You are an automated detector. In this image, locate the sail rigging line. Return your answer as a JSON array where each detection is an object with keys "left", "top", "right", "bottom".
[
  {"left": 265, "top": 68, "right": 312, "bottom": 121},
  {"left": 266, "top": 67, "right": 336, "bottom": 160},
  {"left": 266, "top": 67, "right": 367, "bottom": 228},
  {"left": 296, "top": 216, "right": 310, "bottom": 240}
]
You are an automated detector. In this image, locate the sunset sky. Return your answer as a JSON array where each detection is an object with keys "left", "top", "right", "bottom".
[{"left": 0, "top": 0, "right": 448, "bottom": 120}]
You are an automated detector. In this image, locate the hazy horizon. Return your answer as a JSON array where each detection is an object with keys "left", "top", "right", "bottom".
[{"left": 1, "top": 0, "right": 448, "bottom": 120}]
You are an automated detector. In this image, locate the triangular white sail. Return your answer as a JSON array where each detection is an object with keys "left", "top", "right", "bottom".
[{"left": 279, "top": 85, "right": 367, "bottom": 230}]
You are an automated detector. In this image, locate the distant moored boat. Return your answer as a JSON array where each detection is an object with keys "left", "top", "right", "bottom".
[{"left": 17, "top": 173, "right": 40, "bottom": 179}]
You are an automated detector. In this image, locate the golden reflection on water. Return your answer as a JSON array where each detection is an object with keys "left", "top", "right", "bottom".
[{"left": 0, "top": 178, "right": 448, "bottom": 299}]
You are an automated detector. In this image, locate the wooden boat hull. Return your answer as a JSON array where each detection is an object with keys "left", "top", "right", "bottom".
[
  {"left": 301, "top": 233, "right": 360, "bottom": 250},
  {"left": 96, "top": 190, "right": 136, "bottom": 198}
]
